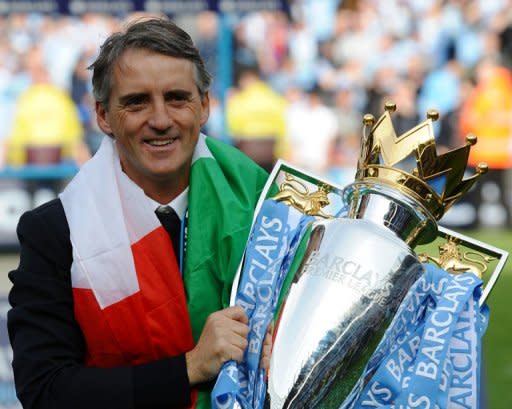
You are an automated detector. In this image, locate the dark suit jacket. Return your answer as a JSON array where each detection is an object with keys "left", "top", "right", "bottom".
[{"left": 8, "top": 199, "right": 192, "bottom": 409}]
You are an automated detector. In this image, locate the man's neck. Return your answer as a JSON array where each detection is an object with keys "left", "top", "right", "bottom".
[
  {"left": 143, "top": 179, "right": 188, "bottom": 205},
  {"left": 118, "top": 159, "right": 190, "bottom": 204}
]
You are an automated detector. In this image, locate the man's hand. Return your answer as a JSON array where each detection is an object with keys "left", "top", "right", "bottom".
[{"left": 186, "top": 306, "right": 249, "bottom": 385}]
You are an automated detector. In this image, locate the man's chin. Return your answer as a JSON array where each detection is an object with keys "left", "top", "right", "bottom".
[{"left": 147, "top": 164, "right": 188, "bottom": 181}]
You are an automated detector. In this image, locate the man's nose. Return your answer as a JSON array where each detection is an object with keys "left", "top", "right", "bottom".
[{"left": 148, "top": 100, "right": 173, "bottom": 131}]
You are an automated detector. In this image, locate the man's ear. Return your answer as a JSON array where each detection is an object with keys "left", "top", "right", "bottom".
[
  {"left": 200, "top": 91, "right": 210, "bottom": 127},
  {"left": 95, "top": 101, "right": 113, "bottom": 137}
]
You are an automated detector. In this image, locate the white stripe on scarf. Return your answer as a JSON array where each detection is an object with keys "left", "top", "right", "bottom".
[{"left": 60, "top": 134, "right": 213, "bottom": 309}]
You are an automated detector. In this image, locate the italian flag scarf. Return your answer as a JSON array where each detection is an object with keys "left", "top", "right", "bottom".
[{"left": 60, "top": 134, "right": 268, "bottom": 408}]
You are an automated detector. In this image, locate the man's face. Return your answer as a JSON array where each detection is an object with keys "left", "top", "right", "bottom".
[{"left": 96, "top": 48, "right": 209, "bottom": 199}]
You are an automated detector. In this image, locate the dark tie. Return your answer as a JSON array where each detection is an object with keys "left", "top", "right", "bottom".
[{"left": 155, "top": 206, "right": 181, "bottom": 260}]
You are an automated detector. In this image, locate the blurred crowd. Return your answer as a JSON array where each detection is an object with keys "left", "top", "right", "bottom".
[{"left": 0, "top": 0, "right": 512, "bottom": 228}]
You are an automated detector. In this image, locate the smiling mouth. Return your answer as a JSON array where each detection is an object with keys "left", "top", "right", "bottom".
[{"left": 145, "top": 137, "right": 178, "bottom": 147}]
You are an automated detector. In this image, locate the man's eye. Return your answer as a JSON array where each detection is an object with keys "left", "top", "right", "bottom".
[
  {"left": 120, "top": 96, "right": 148, "bottom": 110},
  {"left": 166, "top": 93, "right": 190, "bottom": 106},
  {"left": 127, "top": 99, "right": 146, "bottom": 107}
]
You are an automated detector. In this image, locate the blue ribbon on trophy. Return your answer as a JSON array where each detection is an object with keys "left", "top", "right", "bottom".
[
  {"left": 212, "top": 199, "right": 313, "bottom": 409},
  {"left": 340, "top": 264, "right": 487, "bottom": 409}
]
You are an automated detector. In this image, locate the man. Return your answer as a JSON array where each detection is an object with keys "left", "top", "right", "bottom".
[{"left": 8, "top": 18, "right": 269, "bottom": 409}]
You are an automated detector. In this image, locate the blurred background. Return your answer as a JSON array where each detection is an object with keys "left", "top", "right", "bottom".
[{"left": 0, "top": 0, "right": 510, "bottom": 408}]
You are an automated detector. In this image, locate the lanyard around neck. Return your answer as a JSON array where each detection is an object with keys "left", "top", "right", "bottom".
[{"left": 179, "top": 208, "right": 188, "bottom": 274}]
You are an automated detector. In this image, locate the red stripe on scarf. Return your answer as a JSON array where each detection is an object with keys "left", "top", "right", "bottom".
[{"left": 73, "top": 226, "right": 196, "bottom": 406}]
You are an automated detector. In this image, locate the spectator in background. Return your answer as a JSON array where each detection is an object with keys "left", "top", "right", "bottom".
[
  {"left": 326, "top": 134, "right": 359, "bottom": 188},
  {"left": 5, "top": 45, "right": 85, "bottom": 167},
  {"left": 438, "top": 77, "right": 476, "bottom": 152},
  {"left": 70, "top": 52, "right": 91, "bottom": 109},
  {"left": 388, "top": 78, "right": 420, "bottom": 135},
  {"left": 454, "top": 2, "right": 488, "bottom": 69},
  {"left": 364, "top": 66, "right": 399, "bottom": 117},
  {"left": 417, "top": 57, "right": 462, "bottom": 118},
  {"left": 0, "top": 41, "right": 40, "bottom": 158},
  {"left": 194, "top": 11, "right": 219, "bottom": 95},
  {"left": 2, "top": 43, "right": 86, "bottom": 208},
  {"left": 301, "top": 0, "right": 341, "bottom": 43},
  {"left": 231, "top": 21, "right": 259, "bottom": 82},
  {"left": 262, "top": 11, "right": 290, "bottom": 75},
  {"left": 6, "top": 82, "right": 84, "bottom": 166},
  {"left": 333, "top": 85, "right": 362, "bottom": 142},
  {"left": 70, "top": 52, "right": 106, "bottom": 156},
  {"left": 226, "top": 65, "right": 288, "bottom": 172},
  {"left": 437, "top": 76, "right": 480, "bottom": 229},
  {"left": 498, "top": 15, "right": 512, "bottom": 69},
  {"left": 288, "top": 18, "right": 318, "bottom": 90},
  {"left": 327, "top": 85, "right": 360, "bottom": 188},
  {"left": 286, "top": 86, "right": 338, "bottom": 176},
  {"left": 459, "top": 56, "right": 512, "bottom": 227}
]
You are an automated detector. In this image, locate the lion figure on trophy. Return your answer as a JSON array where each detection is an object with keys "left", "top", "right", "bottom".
[
  {"left": 418, "top": 236, "right": 495, "bottom": 278},
  {"left": 273, "top": 173, "right": 332, "bottom": 218}
]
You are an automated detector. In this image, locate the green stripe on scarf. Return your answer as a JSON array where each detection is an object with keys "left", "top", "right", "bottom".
[{"left": 184, "top": 137, "right": 268, "bottom": 409}]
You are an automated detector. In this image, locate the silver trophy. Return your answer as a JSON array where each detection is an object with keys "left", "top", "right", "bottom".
[{"left": 232, "top": 103, "right": 508, "bottom": 408}]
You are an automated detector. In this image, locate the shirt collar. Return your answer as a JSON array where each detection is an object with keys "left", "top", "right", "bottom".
[{"left": 149, "top": 187, "right": 189, "bottom": 222}]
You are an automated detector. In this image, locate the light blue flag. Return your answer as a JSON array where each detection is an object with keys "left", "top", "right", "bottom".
[
  {"left": 212, "top": 199, "right": 313, "bottom": 409},
  {"left": 341, "top": 264, "right": 487, "bottom": 409}
]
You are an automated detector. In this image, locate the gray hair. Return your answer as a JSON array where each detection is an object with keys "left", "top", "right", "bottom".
[{"left": 89, "top": 18, "right": 212, "bottom": 109}]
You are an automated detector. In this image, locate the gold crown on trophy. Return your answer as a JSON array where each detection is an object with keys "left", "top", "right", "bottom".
[{"left": 357, "top": 102, "right": 488, "bottom": 221}]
